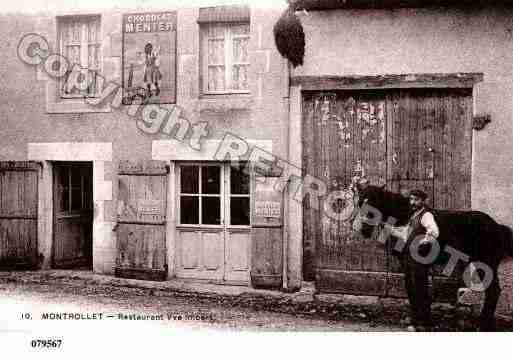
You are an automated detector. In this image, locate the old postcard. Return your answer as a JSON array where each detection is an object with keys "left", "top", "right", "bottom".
[{"left": 1, "top": 0, "right": 513, "bottom": 356}]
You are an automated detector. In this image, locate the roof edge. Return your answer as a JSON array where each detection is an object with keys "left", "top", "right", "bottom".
[{"left": 288, "top": 0, "right": 513, "bottom": 11}]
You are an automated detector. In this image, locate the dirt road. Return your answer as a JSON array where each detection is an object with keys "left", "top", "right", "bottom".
[{"left": 0, "top": 280, "right": 401, "bottom": 332}]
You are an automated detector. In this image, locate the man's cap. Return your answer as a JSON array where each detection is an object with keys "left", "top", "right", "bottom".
[{"left": 409, "top": 189, "right": 428, "bottom": 200}]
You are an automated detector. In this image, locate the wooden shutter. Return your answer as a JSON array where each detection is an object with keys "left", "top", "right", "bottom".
[
  {"left": 0, "top": 162, "right": 38, "bottom": 269},
  {"left": 115, "top": 160, "right": 168, "bottom": 281}
]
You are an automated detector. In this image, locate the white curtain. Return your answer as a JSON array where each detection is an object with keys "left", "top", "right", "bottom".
[{"left": 60, "top": 16, "right": 100, "bottom": 96}]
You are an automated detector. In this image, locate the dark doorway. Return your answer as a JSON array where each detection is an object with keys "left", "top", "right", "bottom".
[{"left": 53, "top": 162, "right": 93, "bottom": 269}]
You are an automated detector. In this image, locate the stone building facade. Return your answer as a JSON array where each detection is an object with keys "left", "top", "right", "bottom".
[
  {"left": 1, "top": 0, "right": 512, "bottom": 317},
  {"left": 0, "top": 4, "right": 303, "bottom": 289}
]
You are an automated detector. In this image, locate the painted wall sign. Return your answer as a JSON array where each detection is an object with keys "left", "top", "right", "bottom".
[
  {"left": 137, "top": 199, "right": 163, "bottom": 215},
  {"left": 255, "top": 201, "right": 281, "bottom": 219},
  {"left": 252, "top": 175, "right": 283, "bottom": 226},
  {"left": 122, "top": 12, "right": 177, "bottom": 105}
]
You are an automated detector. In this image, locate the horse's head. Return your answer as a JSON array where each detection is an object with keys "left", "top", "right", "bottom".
[
  {"left": 353, "top": 183, "right": 410, "bottom": 239},
  {"left": 352, "top": 182, "right": 384, "bottom": 238},
  {"left": 352, "top": 177, "right": 371, "bottom": 207}
]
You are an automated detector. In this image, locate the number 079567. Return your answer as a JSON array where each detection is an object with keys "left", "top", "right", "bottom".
[{"left": 30, "top": 339, "right": 62, "bottom": 349}]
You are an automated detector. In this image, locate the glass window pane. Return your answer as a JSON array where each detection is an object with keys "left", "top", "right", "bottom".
[
  {"left": 57, "top": 167, "right": 69, "bottom": 189},
  {"left": 208, "top": 66, "right": 225, "bottom": 92},
  {"left": 208, "top": 39, "right": 225, "bottom": 65},
  {"left": 71, "top": 188, "right": 82, "bottom": 211},
  {"left": 88, "top": 45, "right": 100, "bottom": 69},
  {"left": 87, "top": 18, "right": 100, "bottom": 43},
  {"left": 202, "top": 197, "right": 220, "bottom": 225},
  {"left": 70, "top": 166, "right": 81, "bottom": 187},
  {"left": 232, "top": 65, "right": 248, "bottom": 91},
  {"left": 73, "top": 46, "right": 81, "bottom": 67},
  {"left": 60, "top": 22, "right": 68, "bottom": 44},
  {"left": 180, "top": 196, "right": 199, "bottom": 224},
  {"left": 230, "top": 197, "right": 250, "bottom": 225},
  {"left": 233, "top": 37, "right": 249, "bottom": 63},
  {"left": 202, "top": 166, "right": 220, "bottom": 194},
  {"left": 82, "top": 169, "right": 93, "bottom": 210},
  {"left": 181, "top": 166, "right": 199, "bottom": 194},
  {"left": 87, "top": 70, "right": 98, "bottom": 96},
  {"left": 58, "top": 187, "right": 70, "bottom": 213},
  {"left": 84, "top": 188, "right": 93, "bottom": 210},
  {"left": 69, "top": 46, "right": 80, "bottom": 65},
  {"left": 230, "top": 165, "right": 250, "bottom": 194},
  {"left": 72, "top": 21, "right": 81, "bottom": 42},
  {"left": 62, "top": 47, "right": 82, "bottom": 96}
]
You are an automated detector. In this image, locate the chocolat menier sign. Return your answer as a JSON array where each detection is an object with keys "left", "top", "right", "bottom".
[{"left": 122, "top": 12, "right": 177, "bottom": 105}]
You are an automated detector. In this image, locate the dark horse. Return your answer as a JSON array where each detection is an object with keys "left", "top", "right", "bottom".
[{"left": 354, "top": 184, "right": 513, "bottom": 331}]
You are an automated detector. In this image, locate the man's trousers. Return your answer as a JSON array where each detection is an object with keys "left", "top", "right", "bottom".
[{"left": 401, "top": 250, "right": 433, "bottom": 327}]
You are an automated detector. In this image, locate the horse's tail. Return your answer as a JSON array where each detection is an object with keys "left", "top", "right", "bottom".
[{"left": 499, "top": 224, "right": 513, "bottom": 258}]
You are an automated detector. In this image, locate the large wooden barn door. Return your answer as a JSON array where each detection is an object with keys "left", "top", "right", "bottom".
[
  {"left": 0, "top": 162, "right": 38, "bottom": 269},
  {"left": 386, "top": 88, "right": 473, "bottom": 210},
  {"left": 431, "top": 89, "right": 473, "bottom": 211},
  {"left": 115, "top": 161, "right": 168, "bottom": 281},
  {"left": 302, "top": 92, "right": 387, "bottom": 292},
  {"left": 387, "top": 90, "right": 435, "bottom": 207},
  {"left": 384, "top": 89, "right": 473, "bottom": 298},
  {"left": 303, "top": 89, "right": 473, "bottom": 298}
]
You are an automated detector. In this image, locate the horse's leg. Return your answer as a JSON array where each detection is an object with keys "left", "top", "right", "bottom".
[{"left": 479, "top": 268, "right": 501, "bottom": 331}]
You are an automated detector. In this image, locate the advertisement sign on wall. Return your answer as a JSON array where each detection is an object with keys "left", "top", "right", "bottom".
[{"left": 122, "top": 12, "right": 177, "bottom": 104}]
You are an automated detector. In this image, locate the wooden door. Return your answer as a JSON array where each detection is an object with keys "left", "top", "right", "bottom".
[
  {"left": 0, "top": 162, "right": 38, "bottom": 269},
  {"left": 176, "top": 163, "right": 251, "bottom": 284},
  {"left": 303, "top": 89, "right": 473, "bottom": 297},
  {"left": 384, "top": 89, "right": 473, "bottom": 298},
  {"left": 384, "top": 90, "right": 437, "bottom": 278},
  {"left": 116, "top": 161, "right": 168, "bottom": 281},
  {"left": 224, "top": 164, "right": 251, "bottom": 283},
  {"left": 386, "top": 89, "right": 472, "bottom": 209},
  {"left": 53, "top": 162, "right": 93, "bottom": 268},
  {"left": 387, "top": 90, "right": 435, "bottom": 207},
  {"left": 431, "top": 89, "right": 473, "bottom": 211},
  {"left": 176, "top": 164, "right": 224, "bottom": 281},
  {"left": 302, "top": 92, "right": 387, "bottom": 293}
]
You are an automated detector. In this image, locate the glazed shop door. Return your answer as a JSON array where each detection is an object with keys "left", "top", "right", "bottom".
[
  {"left": 176, "top": 163, "right": 251, "bottom": 284},
  {"left": 53, "top": 162, "right": 93, "bottom": 268}
]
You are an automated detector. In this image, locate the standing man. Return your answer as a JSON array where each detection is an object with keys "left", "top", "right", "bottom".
[{"left": 402, "top": 189, "right": 440, "bottom": 332}]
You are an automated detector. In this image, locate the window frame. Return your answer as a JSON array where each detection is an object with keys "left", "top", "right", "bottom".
[
  {"left": 55, "top": 163, "right": 94, "bottom": 216},
  {"left": 177, "top": 162, "right": 251, "bottom": 229},
  {"left": 227, "top": 164, "right": 251, "bottom": 227},
  {"left": 57, "top": 14, "right": 102, "bottom": 99},
  {"left": 200, "top": 22, "right": 251, "bottom": 95},
  {"left": 178, "top": 163, "right": 224, "bottom": 227}
]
